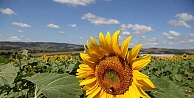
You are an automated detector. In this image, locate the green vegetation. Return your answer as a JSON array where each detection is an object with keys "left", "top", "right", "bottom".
[
  {"left": 142, "top": 58, "right": 194, "bottom": 97},
  {"left": 0, "top": 49, "right": 194, "bottom": 97},
  {"left": 0, "top": 50, "right": 82, "bottom": 98}
]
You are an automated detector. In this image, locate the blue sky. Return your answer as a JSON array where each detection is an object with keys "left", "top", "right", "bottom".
[{"left": 0, "top": 0, "right": 194, "bottom": 49}]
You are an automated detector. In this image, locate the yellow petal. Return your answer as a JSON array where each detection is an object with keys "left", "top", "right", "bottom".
[
  {"left": 78, "top": 67, "right": 93, "bottom": 72},
  {"left": 127, "top": 44, "right": 142, "bottom": 63},
  {"left": 132, "top": 77, "right": 143, "bottom": 87},
  {"left": 100, "top": 93, "right": 107, "bottom": 98},
  {"left": 137, "top": 78, "right": 156, "bottom": 90},
  {"left": 79, "top": 61, "right": 95, "bottom": 70},
  {"left": 133, "top": 70, "right": 149, "bottom": 79},
  {"left": 120, "top": 36, "right": 132, "bottom": 59},
  {"left": 140, "top": 54, "right": 151, "bottom": 60},
  {"left": 85, "top": 82, "right": 98, "bottom": 95},
  {"left": 80, "top": 53, "right": 98, "bottom": 63},
  {"left": 86, "top": 85, "right": 98, "bottom": 96},
  {"left": 79, "top": 63, "right": 93, "bottom": 69},
  {"left": 116, "top": 94, "right": 124, "bottom": 98},
  {"left": 132, "top": 54, "right": 151, "bottom": 66},
  {"left": 99, "top": 32, "right": 111, "bottom": 53},
  {"left": 132, "top": 59, "right": 151, "bottom": 70},
  {"left": 86, "top": 40, "right": 102, "bottom": 58},
  {"left": 76, "top": 73, "right": 94, "bottom": 78},
  {"left": 128, "top": 83, "right": 142, "bottom": 98},
  {"left": 90, "top": 36, "right": 99, "bottom": 47},
  {"left": 76, "top": 70, "right": 94, "bottom": 78},
  {"left": 82, "top": 81, "right": 97, "bottom": 91},
  {"left": 124, "top": 90, "right": 130, "bottom": 98},
  {"left": 105, "top": 31, "right": 114, "bottom": 53},
  {"left": 87, "top": 87, "right": 101, "bottom": 98},
  {"left": 137, "top": 87, "right": 150, "bottom": 98},
  {"left": 106, "top": 93, "right": 113, "bottom": 98},
  {"left": 79, "top": 77, "right": 97, "bottom": 86},
  {"left": 112, "top": 30, "right": 121, "bottom": 56},
  {"left": 77, "top": 69, "right": 93, "bottom": 74},
  {"left": 94, "top": 89, "right": 105, "bottom": 98}
]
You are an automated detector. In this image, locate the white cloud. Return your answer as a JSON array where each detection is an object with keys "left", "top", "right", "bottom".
[
  {"left": 47, "top": 23, "right": 60, "bottom": 28},
  {"left": 189, "top": 33, "right": 194, "bottom": 36},
  {"left": 162, "top": 30, "right": 182, "bottom": 40},
  {"left": 121, "top": 24, "right": 127, "bottom": 31},
  {"left": 148, "top": 42, "right": 158, "bottom": 45},
  {"left": 167, "top": 20, "right": 191, "bottom": 28},
  {"left": 121, "top": 24, "right": 153, "bottom": 34},
  {"left": 81, "top": 13, "right": 120, "bottom": 26},
  {"left": 179, "top": 40, "right": 186, "bottom": 44},
  {"left": 103, "top": 0, "right": 112, "bottom": 1},
  {"left": 69, "top": 24, "right": 76, "bottom": 28},
  {"left": 169, "top": 30, "right": 181, "bottom": 36},
  {"left": 18, "top": 30, "right": 23, "bottom": 32},
  {"left": 168, "top": 42, "right": 174, "bottom": 45},
  {"left": 122, "top": 31, "right": 131, "bottom": 35},
  {"left": 12, "top": 22, "right": 31, "bottom": 28},
  {"left": 0, "top": 8, "right": 16, "bottom": 15},
  {"left": 118, "top": 35, "right": 126, "bottom": 41},
  {"left": 132, "top": 24, "right": 153, "bottom": 33},
  {"left": 53, "top": 0, "right": 95, "bottom": 6},
  {"left": 26, "top": 38, "right": 32, "bottom": 41},
  {"left": 162, "top": 32, "right": 174, "bottom": 40},
  {"left": 79, "top": 37, "right": 83, "bottom": 39},
  {"left": 141, "top": 35, "right": 146, "bottom": 39},
  {"left": 148, "top": 37, "right": 157, "bottom": 42},
  {"left": 7, "top": 36, "right": 21, "bottom": 41},
  {"left": 58, "top": 31, "right": 65, "bottom": 34},
  {"left": 188, "top": 39, "right": 194, "bottom": 43},
  {"left": 20, "top": 35, "right": 24, "bottom": 37},
  {"left": 175, "top": 13, "right": 194, "bottom": 21}
]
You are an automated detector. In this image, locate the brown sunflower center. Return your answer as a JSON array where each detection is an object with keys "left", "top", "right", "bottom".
[
  {"left": 95, "top": 55, "right": 133, "bottom": 95},
  {"left": 104, "top": 69, "right": 120, "bottom": 84}
]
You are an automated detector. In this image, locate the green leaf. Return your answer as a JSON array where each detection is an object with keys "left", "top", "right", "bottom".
[
  {"left": 0, "top": 64, "right": 19, "bottom": 87},
  {"left": 151, "top": 77, "right": 187, "bottom": 98},
  {"left": 21, "top": 49, "right": 29, "bottom": 57},
  {"left": 66, "top": 64, "right": 75, "bottom": 73},
  {"left": 174, "top": 74, "right": 182, "bottom": 81},
  {"left": 5, "top": 89, "right": 29, "bottom": 98},
  {"left": 15, "top": 72, "right": 34, "bottom": 82},
  {"left": 190, "top": 94, "right": 194, "bottom": 98},
  {"left": 24, "top": 73, "right": 82, "bottom": 98}
]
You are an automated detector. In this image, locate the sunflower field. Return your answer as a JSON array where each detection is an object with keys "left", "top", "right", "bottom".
[{"left": 0, "top": 49, "right": 193, "bottom": 98}]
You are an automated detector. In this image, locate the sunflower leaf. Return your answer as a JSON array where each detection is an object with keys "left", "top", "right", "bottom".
[
  {"left": 0, "top": 63, "right": 19, "bottom": 87},
  {"left": 151, "top": 77, "right": 187, "bottom": 98},
  {"left": 5, "top": 89, "right": 29, "bottom": 97},
  {"left": 65, "top": 64, "right": 75, "bottom": 73},
  {"left": 24, "top": 73, "right": 82, "bottom": 98}
]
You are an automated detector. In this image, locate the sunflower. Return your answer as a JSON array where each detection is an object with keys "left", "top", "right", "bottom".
[
  {"left": 67, "top": 55, "right": 73, "bottom": 62},
  {"left": 29, "top": 65, "right": 34, "bottom": 71},
  {"left": 76, "top": 30, "right": 156, "bottom": 98},
  {"left": 182, "top": 54, "right": 188, "bottom": 60}
]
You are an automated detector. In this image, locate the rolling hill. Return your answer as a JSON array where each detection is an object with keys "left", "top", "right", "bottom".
[{"left": 0, "top": 41, "right": 194, "bottom": 55}]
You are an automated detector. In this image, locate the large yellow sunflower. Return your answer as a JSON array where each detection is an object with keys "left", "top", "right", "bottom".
[{"left": 76, "top": 30, "right": 156, "bottom": 98}]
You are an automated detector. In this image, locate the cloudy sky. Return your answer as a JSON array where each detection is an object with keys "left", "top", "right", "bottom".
[{"left": 0, "top": 0, "right": 194, "bottom": 49}]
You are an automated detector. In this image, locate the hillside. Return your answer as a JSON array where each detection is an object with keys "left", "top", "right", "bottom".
[
  {"left": 141, "top": 48, "right": 194, "bottom": 55},
  {"left": 0, "top": 41, "right": 194, "bottom": 55},
  {"left": 0, "top": 41, "right": 84, "bottom": 53}
]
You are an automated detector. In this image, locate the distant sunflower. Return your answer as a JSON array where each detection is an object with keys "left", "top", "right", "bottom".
[
  {"left": 182, "top": 54, "right": 188, "bottom": 60},
  {"left": 76, "top": 30, "right": 156, "bottom": 98},
  {"left": 30, "top": 65, "right": 34, "bottom": 71},
  {"left": 67, "top": 55, "right": 73, "bottom": 62}
]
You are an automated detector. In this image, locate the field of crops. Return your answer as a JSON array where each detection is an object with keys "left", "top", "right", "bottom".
[{"left": 0, "top": 49, "right": 194, "bottom": 98}]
